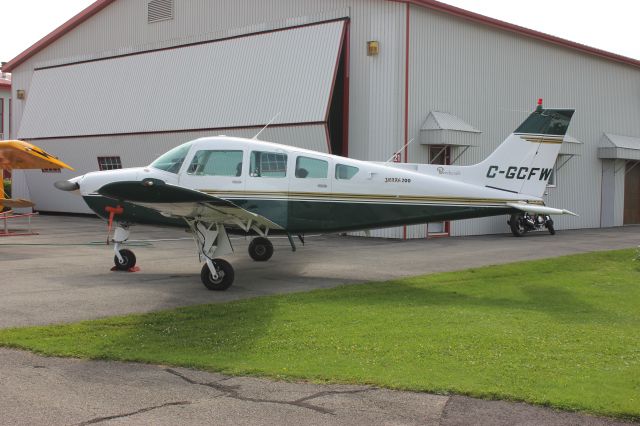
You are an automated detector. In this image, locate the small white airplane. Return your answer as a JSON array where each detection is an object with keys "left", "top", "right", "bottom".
[{"left": 55, "top": 101, "right": 576, "bottom": 290}]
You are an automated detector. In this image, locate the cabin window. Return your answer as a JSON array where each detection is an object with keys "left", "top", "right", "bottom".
[
  {"left": 97, "top": 156, "right": 122, "bottom": 171},
  {"left": 250, "top": 151, "right": 287, "bottom": 178},
  {"left": 187, "top": 150, "right": 243, "bottom": 176},
  {"left": 335, "top": 164, "right": 359, "bottom": 180},
  {"left": 150, "top": 141, "right": 193, "bottom": 173},
  {"left": 295, "top": 156, "right": 328, "bottom": 179}
]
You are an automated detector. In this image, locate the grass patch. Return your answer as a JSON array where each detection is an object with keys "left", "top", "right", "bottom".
[{"left": 1, "top": 249, "right": 639, "bottom": 419}]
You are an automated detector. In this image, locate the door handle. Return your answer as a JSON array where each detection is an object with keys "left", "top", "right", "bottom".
[
  {"left": 232, "top": 180, "right": 242, "bottom": 184},
  {"left": 317, "top": 184, "right": 327, "bottom": 188}
]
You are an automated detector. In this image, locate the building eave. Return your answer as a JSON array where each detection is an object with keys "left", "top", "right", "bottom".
[
  {"left": 2, "top": 0, "right": 640, "bottom": 73},
  {"left": 399, "top": 0, "right": 640, "bottom": 69},
  {"left": 1, "top": 0, "right": 116, "bottom": 73}
]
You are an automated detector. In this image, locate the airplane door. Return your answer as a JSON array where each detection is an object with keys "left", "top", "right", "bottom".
[
  {"left": 289, "top": 154, "right": 332, "bottom": 194},
  {"left": 179, "top": 149, "right": 246, "bottom": 194},
  {"left": 288, "top": 154, "right": 332, "bottom": 231}
]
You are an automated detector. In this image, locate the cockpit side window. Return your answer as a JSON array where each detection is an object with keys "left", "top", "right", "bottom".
[
  {"left": 150, "top": 141, "right": 193, "bottom": 174},
  {"left": 335, "top": 164, "right": 359, "bottom": 180},
  {"left": 250, "top": 151, "right": 287, "bottom": 178},
  {"left": 187, "top": 150, "right": 243, "bottom": 176}
]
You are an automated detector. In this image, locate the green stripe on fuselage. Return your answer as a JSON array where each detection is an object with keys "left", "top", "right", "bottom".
[{"left": 84, "top": 195, "right": 512, "bottom": 233}]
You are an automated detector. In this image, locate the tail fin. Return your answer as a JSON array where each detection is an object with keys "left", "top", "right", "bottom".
[{"left": 473, "top": 101, "right": 574, "bottom": 197}]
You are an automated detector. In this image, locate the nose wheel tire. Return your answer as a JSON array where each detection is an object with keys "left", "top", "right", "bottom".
[
  {"left": 201, "top": 259, "right": 235, "bottom": 291},
  {"left": 114, "top": 249, "right": 136, "bottom": 270},
  {"left": 248, "top": 237, "right": 274, "bottom": 261}
]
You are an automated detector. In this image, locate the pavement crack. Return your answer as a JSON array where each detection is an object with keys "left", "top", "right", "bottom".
[
  {"left": 166, "top": 368, "right": 369, "bottom": 415},
  {"left": 77, "top": 401, "right": 191, "bottom": 425}
]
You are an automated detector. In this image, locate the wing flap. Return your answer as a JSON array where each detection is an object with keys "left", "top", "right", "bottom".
[{"left": 97, "top": 180, "right": 283, "bottom": 229}]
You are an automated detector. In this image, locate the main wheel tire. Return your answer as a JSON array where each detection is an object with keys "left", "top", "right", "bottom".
[
  {"left": 201, "top": 259, "right": 234, "bottom": 291},
  {"left": 546, "top": 220, "right": 556, "bottom": 235},
  {"left": 509, "top": 214, "right": 527, "bottom": 237},
  {"left": 248, "top": 237, "right": 274, "bottom": 262},
  {"left": 114, "top": 249, "right": 136, "bottom": 270}
]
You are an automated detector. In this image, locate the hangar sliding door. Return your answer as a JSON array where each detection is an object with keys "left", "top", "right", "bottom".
[
  {"left": 18, "top": 20, "right": 347, "bottom": 153},
  {"left": 624, "top": 162, "right": 640, "bottom": 224}
]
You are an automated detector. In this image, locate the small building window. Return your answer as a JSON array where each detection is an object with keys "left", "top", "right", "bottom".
[
  {"left": 187, "top": 150, "right": 243, "bottom": 176},
  {"left": 250, "top": 151, "right": 287, "bottom": 178},
  {"left": 98, "top": 156, "right": 122, "bottom": 171},
  {"left": 335, "top": 164, "right": 359, "bottom": 180},
  {"left": 41, "top": 168, "right": 61, "bottom": 173},
  {"left": 295, "top": 156, "right": 328, "bottom": 179}
]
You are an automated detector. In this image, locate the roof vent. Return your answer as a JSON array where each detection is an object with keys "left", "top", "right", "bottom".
[{"left": 147, "top": 0, "right": 174, "bottom": 23}]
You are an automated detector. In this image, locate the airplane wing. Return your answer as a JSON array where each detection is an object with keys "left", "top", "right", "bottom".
[
  {"left": 507, "top": 202, "right": 578, "bottom": 216},
  {"left": 97, "top": 179, "right": 284, "bottom": 230},
  {"left": 0, "top": 140, "right": 74, "bottom": 170}
]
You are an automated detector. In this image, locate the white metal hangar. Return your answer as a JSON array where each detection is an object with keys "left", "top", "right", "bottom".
[{"left": 2, "top": 0, "right": 640, "bottom": 238}]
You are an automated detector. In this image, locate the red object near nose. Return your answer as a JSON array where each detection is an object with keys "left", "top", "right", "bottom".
[{"left": 105, "top": 205, "right": 124, "bottom": 243}]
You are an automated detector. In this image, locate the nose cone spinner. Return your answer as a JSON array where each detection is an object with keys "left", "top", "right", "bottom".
[{"left": 54, "top": 180, "right": 80, "bottom": 191}]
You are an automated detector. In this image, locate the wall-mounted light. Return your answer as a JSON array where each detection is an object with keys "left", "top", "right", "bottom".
[
  {"left": 16, "top": 90, "right": 25, "bottom": 100},
  {"left": 367, "top": 41, "right": 379, "bottom": 56}
]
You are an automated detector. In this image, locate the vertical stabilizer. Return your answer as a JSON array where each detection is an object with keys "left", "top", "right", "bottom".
[{"left": 474, "top": 100, "right": 574, "bottom": 197}]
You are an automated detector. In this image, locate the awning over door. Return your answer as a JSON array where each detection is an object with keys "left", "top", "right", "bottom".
[
  {"left": 18, "top": 20, "right": 346, "bottom": 152},
  {"left": 420, "top": 111, "right": 481, "bottom": 146},
  {"left": 598, "top": 133, "right": 640, "bottom": 161}
]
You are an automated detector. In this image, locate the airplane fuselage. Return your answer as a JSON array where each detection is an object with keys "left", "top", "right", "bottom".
[{"left": 71, "top": 136, "right": 537, "bottom": 233}]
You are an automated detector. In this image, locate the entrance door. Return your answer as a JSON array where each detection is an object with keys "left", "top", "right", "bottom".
[
  {"left": 427, "top": 145, "right": 451, "bottom": 236},
  {"left": 624, "top": 161, "right": 640, "bottom": 224}
]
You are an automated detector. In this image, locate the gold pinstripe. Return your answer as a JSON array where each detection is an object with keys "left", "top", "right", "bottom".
[{"left": 198, "top": 189, "right": 544, "bottom": 206}]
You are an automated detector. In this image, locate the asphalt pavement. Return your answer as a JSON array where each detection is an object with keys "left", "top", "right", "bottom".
[{"left": 0, "top": 214, "right": 638, "bottom": 425}]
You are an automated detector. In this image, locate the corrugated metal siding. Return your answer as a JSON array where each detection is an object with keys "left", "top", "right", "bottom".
[
  {"left": 18, "top": 21, "right": 344, "bottom": 139},
  {"left": 21, "top": 124, "right": 328, "bottom": 213},
  {"left": 408, "top": 4, "right": 640, "bottom": 236}
]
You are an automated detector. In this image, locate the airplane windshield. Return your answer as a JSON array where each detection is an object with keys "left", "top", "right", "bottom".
[{"left": 150, "top": 141, "right": 194, "bottom": 173}]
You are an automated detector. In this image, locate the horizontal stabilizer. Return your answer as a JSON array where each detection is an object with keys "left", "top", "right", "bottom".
[{"left": 507, "top": 202, "right": 578, "bottom": 216}]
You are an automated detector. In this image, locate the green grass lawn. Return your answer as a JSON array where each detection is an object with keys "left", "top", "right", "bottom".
[{"left": 1, "top": 249, "right": 639, "bottom": 419}]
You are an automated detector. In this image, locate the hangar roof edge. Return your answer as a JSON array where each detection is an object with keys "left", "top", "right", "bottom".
[{"left": 2, "top": 0, "right": 640, "bottom": 73}]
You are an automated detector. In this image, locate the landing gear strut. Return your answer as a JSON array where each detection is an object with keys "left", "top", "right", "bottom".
[
  {"left": 112, "top": 224, "right": 137, "bottom": 270},
  {"left": 186, "top": 219, "right": 235, "bottom": 291},
  {"left": 248, "top": 237, "right": 274, "bottom": 261}
]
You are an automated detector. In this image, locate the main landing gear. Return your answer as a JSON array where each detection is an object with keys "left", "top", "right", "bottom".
[
  {"left": 186, "top": 219, "right": 236, "bottom": 291},
  {"left": 248, "top": 236, "right": 274, "bottom": 261}
]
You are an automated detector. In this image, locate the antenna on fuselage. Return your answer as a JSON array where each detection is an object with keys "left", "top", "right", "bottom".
[
  {"left": 252, "top": 112, "right": 281, "bottom": 140},
  {"left": 385, "top": 138, "right": 415, "bottom": 163}
]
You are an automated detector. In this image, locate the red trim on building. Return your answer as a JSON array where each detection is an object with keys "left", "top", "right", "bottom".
[
  {"left": 403, "top": 5, "right": 411, "bottom": 240},
  {"left": 341, "top": 22, "right": 351, "bottom": 157},
  {"left": 8, "top": 99, "right": 11, "bottom": 139},
  {"left": 22, "top": 121, "right": 327, "bottom": 141},
  {"left": 324, "top": 21, "right": 348, "bottom": 124},
  {"left": 0, "top": 79, "right": 11, "bottom": 89},
  {"left": 0, "top": 98, "right": 4, "bottom": 136},
  {"left": 4, "top": 0, "right": 640, "bottom": 74}
]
